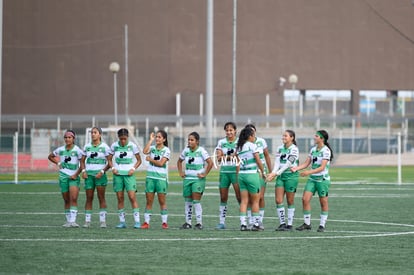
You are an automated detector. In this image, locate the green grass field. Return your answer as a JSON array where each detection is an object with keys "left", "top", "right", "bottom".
[{"left": 1, "top": 167, "right": 414, "bottom": 274}]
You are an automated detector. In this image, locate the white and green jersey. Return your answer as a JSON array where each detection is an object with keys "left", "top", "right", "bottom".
[
  {"left": 110, "top": 141, "right": 140, "bottom": 176},
  {"left": 254, "top": 137, "right": 269, "bottom": 171},
  {"left": 215, "top": 137, "right": 238, "bottom": 173},
  {"left": 273, "top": 144, "right": 299, "bottom": 175},
  {"left": 52, "top": 145, "right": 83, "bottom": 177},
  {"left": 179, "top": 146, "right": 210, "bottom": 179},
  {"left": 309, "top": 145, "right": 331, "bottom": 179},
  {"left": 146, "top": 145, "right": 170, "bottom": 180},
  {"left": 83, "top": 142, "right": 111, "bottom": 176},
  {"left": 237, "top": 141, "right": 259, "bottom": 174}
]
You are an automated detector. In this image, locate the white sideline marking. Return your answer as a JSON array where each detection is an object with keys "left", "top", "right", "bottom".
[{"left": 1, "top": 231, "right": 414, "bottom": 242}]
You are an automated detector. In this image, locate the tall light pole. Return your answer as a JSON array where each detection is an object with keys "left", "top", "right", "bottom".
[
  {"left": 109, "top": 62, "right": 120, "bottom": 125},
  {"left": 288, "top": 74, "right": 298, "bottom": 128}
]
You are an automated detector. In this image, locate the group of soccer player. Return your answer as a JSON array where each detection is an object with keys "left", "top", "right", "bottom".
[{"left": 48, "top": 122, "right": 333, "bottom": 232}]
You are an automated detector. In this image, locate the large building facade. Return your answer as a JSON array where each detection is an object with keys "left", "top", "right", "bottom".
[{"left": 3, "top": 0, "right": 414, "bottom": 119}]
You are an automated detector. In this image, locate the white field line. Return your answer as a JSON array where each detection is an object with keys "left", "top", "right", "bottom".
[{"left": 1, "top": 231, "right": 414, "bottom": 242}]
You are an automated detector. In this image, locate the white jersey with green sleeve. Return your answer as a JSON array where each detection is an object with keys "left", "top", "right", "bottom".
[
  {"left": 237, "top": 141, "right": 259, "bottom": 174},
  {"left": 309, "top": 145, "right": 331, "bottom": 179},
  {"left": 272, "top": 143, "right": 299, "bottom": 175},
  {"left": 83, "top": 142, "right": 111, "bottom": 176},
  {"left": 146, "top": 145, "right": 170, "bottom": 181},
  {"left": 110, "top": 141, "right": 140, "bottom": 176},
  {"left": 215, "top": 137, "right": 238, "bottom": 173},
  {"left": 179, "top": 146, "right": 210, "bottom": 179},
  {"left": 52, "top": 145, "right": 83, "bottom": 177},
  {"left": 254, "top": 137, "right": 268, "bottom": 171}
]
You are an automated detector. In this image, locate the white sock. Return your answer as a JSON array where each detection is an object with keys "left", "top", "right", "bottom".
[
  {"left": 144, "top": 212, "right": 151, "bottom": 224},
  {"left": 185, "top": 201, "right": 193, "bottom": 224},
  {"left": 320, "top": 213, "right": 328, "bottom": 227},
  {"left": 259, "top": 209, "right": 265, "bottom": 223},
  {"left": 133, "top": 209, "right": 140, "bottom": 223},
  {"left": 118, "top": 209, "right": 126, "bottom": 223},
  {"left": 70, "top": 209, "right": 78, "bottom": 223},
  {"left": 99, "top": 210, "right": 107, "bottom": 223},
  {"left": 277, "top": 206, "right": 286, "bottom": 224},
  {"left": 219, "top": 204, "right": 227, "bottom": 224},
  {"left": 194, "top": 202, "right": 202, "bottom": 224},
  {"left": 287, "top": 207, "right": 295, "bottom": 226},
  {"left": 304, "top": 213, "right": 311, "bottom": 225}
]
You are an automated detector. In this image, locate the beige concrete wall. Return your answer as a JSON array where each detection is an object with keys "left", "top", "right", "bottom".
[{"left": 3, "top": 0, "right": 414, "bottom": 116}]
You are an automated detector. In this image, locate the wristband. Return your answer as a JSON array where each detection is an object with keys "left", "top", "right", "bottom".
[
  {"left": 131, "top": 167, "right": 136, "bottom": 171},
  {"left": 81, "top": 169, "right": 86, "bottom": 173},
  {"left": 57, "top": 162, "right": 61, "bottom": 166},
  {"left": 100, "top": 169, "right": 105, "bottom": 174},
  {"left": 111, "top": 167, "right": 116, "bottom": 171}
]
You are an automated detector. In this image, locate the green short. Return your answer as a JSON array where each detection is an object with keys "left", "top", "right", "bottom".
[
  {"left": 218, "top": 172, "right": 238, "bottom": 189},
  {"left": 58, "top": 172, "right": 80, "bottom": 193},
  {"left": 239, "top": 173, "right": 261, "bottom": 194},
  {"left": 113, "top": 174, "right": 137, "bottom": 193},
  {"left": 145, "top": 177, "right": 168, "bottom": 194},
  {"left": 84, "top": 174, "right": 108, "bottom": 190},
  {"left": 183, "top": 178, "right": 205, "bottom": 197},
  {"left": 275, "top": 172, "right": 299, "bottom": 193},
  {"left": 303, "top": 176, "right": 331, "bottom": 197}
]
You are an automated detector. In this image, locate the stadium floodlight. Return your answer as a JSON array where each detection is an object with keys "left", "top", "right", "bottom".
[
  {"left": 109, "top": 62, "right": 120, "bottom": 125},
  {"left": 288, "top": 74, "right": 298, "bottom": 89}
]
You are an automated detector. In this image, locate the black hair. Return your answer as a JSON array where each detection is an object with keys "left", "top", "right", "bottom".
[
  {"left": 117, "top": 128, "right": 129, "bottom": 137},
  {"left": 224, "top": 121, "right": 237, "bottom": 131},
  {"left": 285, "top": 129, "right": 297, "bottom": 146},
  {"left": 157, "top": 129, "right": 169, "bottom": 147},
  {"left": 236, "top": 127, "right": 255, "bottom": 151},
  {"left": 244, "top": 123, "right": 256, "bottom": 131},
  {"left": 317, "top": 129, "right": 334, "bottom": 161}
]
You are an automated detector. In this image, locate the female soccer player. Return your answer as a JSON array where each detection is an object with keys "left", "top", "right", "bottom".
[
  {"left": 292, "top": 130, "right": 333, "bottom": 232},
  {"left": 177, "top": 132, "right": 213, "bottom": 230},
  {"left": 48, "top": 130, "right": 83, "bottom": 228},
  {"left": 215, "top": 122, "right": 240, "bottom": 230},
  {"left": 236, "top": 127, "right": 266, "bottom": 231},
  {"left": 266, "top": 130, "right": 299, "bottom": 231},
  {"left": 245, "top": 124, "right": 272, "bottom": 229},
  {"left": 141, "top": 130, "right": 171, "bottom": 229},
  {"left": 108, "top": 128, "right": 142, "bottom": 229},
  {"left": 80, "top": 127, "right": 111, "bottom": 228}
]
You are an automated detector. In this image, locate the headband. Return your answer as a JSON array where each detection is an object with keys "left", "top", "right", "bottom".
[
  {"left": 316, "top": 131, "right": 324, "bottom": 139},
  {"left": 64, "top": 131, "right": 75, "bottom": 138}
]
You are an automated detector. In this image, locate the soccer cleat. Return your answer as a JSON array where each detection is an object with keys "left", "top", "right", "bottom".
[
  {"left": 285, "top": 225, "right": 293, "bottom": 231},
  {"left": 162, "top": 223, "right": 169, "bottom": 229},
  {"left": 180, "top": 223, "right": 192, "bottom": 229},
  {"left": 116, "top": 222, "right": 127, "bottom": 229},
  {"left": 62, "top": 222, "right": 71, "bottom": 228},
  {"left": 216, "top": 223, "right": 226, "bottom": 230},
  {"left": 251, "top": 222, "right": 264, "bottom": 231},
  {"left": 275, "top": 223, "right": 287, "bottom": 231},
  {"left": 240, "top": 224, "right": 249, "bottom": 231},
  {"left": 100, "top": 222, "right": 107, "bottom": 228},
  {"left": 317, "top": 225, "right": 325, "bottom": 232},
  {"left": 133, "top": 222, "right": 141, "bottom": 229},
  {"left": 70, "top": 222, "right": 80, "bottom": 228},
  {"left": 194, "top": 223, "right": 203, "bottom": 230},
  {"left": 82, "top": 222, "right": 91, "bottom": 228},
  {"left": 141, "top": 222, "right": 150, "bottom": 229},
  {"left": 246, "top": 223, "right": 253, "bottom": 230},
  {"left": 296, "top": 223, "right": 312, "bottom": 231}
]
